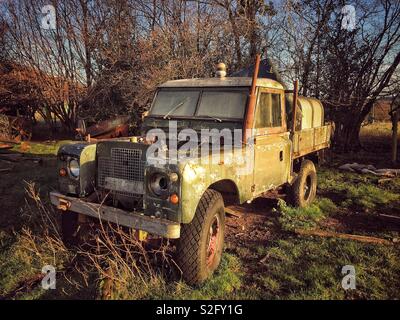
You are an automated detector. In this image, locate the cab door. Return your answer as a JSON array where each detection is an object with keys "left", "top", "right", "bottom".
[{"left": 253, "top": 88, "right": 291, "bottom": 195}]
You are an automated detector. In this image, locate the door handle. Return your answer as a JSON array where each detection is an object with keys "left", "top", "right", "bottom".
[{"left": 279, "top": 150, "right": 283, "bottom": 161}]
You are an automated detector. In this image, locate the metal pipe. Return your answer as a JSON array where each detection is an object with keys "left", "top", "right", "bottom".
[
  {"left": 291, "top": 79, "right": 299, "bottom": 133},
  {"left": 243, "top": 54, "right": 261, "bottom": 143}
]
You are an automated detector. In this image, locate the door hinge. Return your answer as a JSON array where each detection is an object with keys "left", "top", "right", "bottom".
[{"left": 251, "top": 184, "right": 256, "bottom": 192}]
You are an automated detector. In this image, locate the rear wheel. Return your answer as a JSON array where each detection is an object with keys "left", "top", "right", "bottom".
[
  {"left": 288, "top": 159, "right": 317, "bottom": 207},
  {"left": 176, "top": 189, "right": 225, "bottom": 286}
]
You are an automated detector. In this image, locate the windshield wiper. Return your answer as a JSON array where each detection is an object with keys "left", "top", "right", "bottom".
[
  {"left": 202, "top": 115, "right": 222, "bottom": 122},
  {"left": 163, "top": 98, "right": 188, "bottom": 119}
]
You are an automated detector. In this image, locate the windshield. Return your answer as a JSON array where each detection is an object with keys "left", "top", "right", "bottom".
[
  {"left": 150, "top": 88, "right": 247, "bottom": 119},
  {"left": 150, "top": 90, "right": 199, "bottom": 117},
  {"left": 197, "top": 91, "right": 247, "bottom": 118}
]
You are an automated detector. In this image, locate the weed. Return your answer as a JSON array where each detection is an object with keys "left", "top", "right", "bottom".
[
  {"left": 276, "top": 198, "right": 337, "bottom": 231},
  {"left": 0, "top": 183, "right": 74, "bottom": 299},
  {"left": 318, "top": 168, "right": 399, "bottom": 211},
  {"left": 12, "top": 141, "right": 74, "bottom": 156},
  {"left": 250, "top": 237, "right": 400, "bottom": 299}
]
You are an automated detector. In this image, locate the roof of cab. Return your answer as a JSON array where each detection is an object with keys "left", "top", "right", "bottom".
[{"left": 158, "top": 77, "right": 284, "bottom": 90}]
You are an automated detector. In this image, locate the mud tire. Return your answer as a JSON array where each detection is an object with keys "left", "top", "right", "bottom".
[
  {"left": 176, "top": 189, "right": 225, "bottom": 286},
  {"left": 289, "top": 160, "right": 317, "bottom": 207}
]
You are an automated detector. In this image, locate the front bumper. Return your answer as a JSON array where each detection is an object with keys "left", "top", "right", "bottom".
[{"left": 49, "top": 191, "right": 180, "bottom": 239}]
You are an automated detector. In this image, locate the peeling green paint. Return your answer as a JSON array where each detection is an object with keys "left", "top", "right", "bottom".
[
  {"left": 178, "top": 147, "right": 255, "bottom": 223},
  {"left": 79, "top": 143, "right": 97, "bottom": 196}
]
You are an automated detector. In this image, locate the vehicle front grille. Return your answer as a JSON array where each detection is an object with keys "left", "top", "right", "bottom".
[{"left": 98, "top": 147, "right": 145, "bottom": 202}]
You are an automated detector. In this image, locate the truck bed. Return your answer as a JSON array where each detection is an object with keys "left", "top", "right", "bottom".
[{"left": 292, "top": 123, "right": 333, "bottom": 158}]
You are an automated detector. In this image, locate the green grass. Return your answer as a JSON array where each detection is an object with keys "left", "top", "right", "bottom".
[
  {"left": 136, "top": 254, "right": 243, "bottom": 300},
  {"left": 10, "top": 140, "right": 75, "bottom": 156},
  {"left": 276, "top": 197, "right": 338, "bottom": 231},
  {"left": 318, "top": 168, "right": 399, "bottom": 211},
  {"left": 0, "top": 161, "right": 57, "bottom": 232},
  {"left": 246, "top": 237, "right": 400, "bottom": 300}
]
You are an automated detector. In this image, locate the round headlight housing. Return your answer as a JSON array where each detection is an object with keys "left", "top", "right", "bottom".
[
  {"left": 149, "top": 173, "right": 169, "bottom": 197},
  {"left": 68, "top": 159, "right": 80, "bottom": 178}
]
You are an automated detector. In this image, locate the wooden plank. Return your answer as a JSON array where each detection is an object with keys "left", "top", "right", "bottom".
[
  {"left": 225, "top": 206, "right": 243, "bottom": 218},
  {"left": 292, "top": 123, "right": 332, "bottom": 159},
  {"left": 379, "top": 214, "right": 400, "bottom": 221},
  {"left": 295, "top": 228, "right": 393, "bottom": 245},
  {"left": 378, "top": 178, "right": 393, "bottom": 184},
  {"left": 391, "top": 110, "right": 398, "bottom": 164}
]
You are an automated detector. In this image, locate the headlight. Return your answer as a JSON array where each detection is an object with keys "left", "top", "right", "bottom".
[
  {"left": 149, "top": 173, "right": 169, "bottom": 197},
  {"left": 68, "top": 159, "right": 80, "bottom": 178}
]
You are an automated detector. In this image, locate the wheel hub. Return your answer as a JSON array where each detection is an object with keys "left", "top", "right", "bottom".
[{"left": 206, "top": 215, "right": 220, "bottom": 267}]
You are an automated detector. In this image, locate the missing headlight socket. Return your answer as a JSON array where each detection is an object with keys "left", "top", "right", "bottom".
[{"left": 149, "top": 172, "right": 170, "bottom": 198}]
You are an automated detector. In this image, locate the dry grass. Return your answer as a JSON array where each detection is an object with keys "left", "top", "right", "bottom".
[
  {"left": 1, "top": 179, "right": 242, "bottom": 300},
  {"left": 78, "top": 220, "right": 177, "bottom": 300},
  {"left": 2, "top": 181, "right": 190, "bottom": 300},
  {"left": 360, "top": 121, "right": 398, "bottom": 151}
]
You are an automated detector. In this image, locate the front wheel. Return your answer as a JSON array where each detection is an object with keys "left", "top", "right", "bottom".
[
  {"left": 288, "top": 159, "right": 317, "bottom": 207},
  {"left": 176, "top": 189, "right": 225, "bottom": 286}
]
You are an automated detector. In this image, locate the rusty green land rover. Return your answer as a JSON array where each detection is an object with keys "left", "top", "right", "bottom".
[{"left": 50, "top": 57, "right": 332, "bottom": 285}]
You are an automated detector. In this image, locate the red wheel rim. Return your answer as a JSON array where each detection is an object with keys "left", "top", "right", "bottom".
[{"left": 206, "top": 215, "right": 220, "bottom": 267}]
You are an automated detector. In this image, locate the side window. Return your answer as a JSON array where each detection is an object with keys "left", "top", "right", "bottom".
[{"left": 255, "top": 93, "right": 282, "bottom": 128}]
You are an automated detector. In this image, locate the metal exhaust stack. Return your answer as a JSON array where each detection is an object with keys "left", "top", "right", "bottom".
[
  {"left": 243, "top": 54, "right": 261, "bottom": 144},
  {"left": 291, "top": 79, "right": 299, "bottom": 134}
]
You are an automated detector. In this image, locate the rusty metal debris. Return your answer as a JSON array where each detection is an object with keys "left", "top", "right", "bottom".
[
  {"left": 0, "top": 143, "right": 13, "bottom": 150},
  {"left": 76, "top": 115, "right": 130, "bottom": 141}
]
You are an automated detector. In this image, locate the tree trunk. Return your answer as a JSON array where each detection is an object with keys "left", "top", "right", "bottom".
[{"left": 331, "top": 111, "right": 363, "bottom": 152}]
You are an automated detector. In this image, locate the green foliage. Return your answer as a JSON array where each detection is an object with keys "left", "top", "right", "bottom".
[
  {"left": 0, "top": 230, "right": 72, "bottom": 298},
  {"left": 251, "top": 237, "right": 400, "bottom": 300},
  {"left": 108, "top": 253, "right": 243, "bottom": 300},
  {"left": 276, "top": 198, "right": 337, "bottom": 231},
  {"left": 318, "top": 168, "right": 399, "bottom": 211},
  {"left": 12, "top": 141, "right": 74, "bottom": 156},
  {"left": 179, "top": 254, "right": 242, "bottom": 300},
  {"left": 346, "top": 184, "right": 398, "bottom": 210}
]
